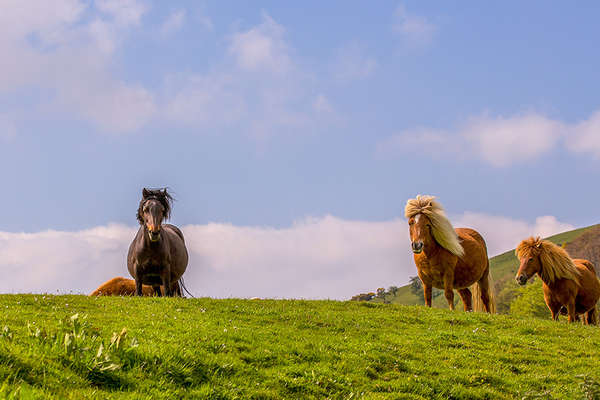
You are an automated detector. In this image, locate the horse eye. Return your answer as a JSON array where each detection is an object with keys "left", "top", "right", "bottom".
[{"left": 528, "top": 258, "right": 533, "bottom": 263}]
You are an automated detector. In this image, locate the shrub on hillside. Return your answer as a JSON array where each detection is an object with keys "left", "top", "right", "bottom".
[
  {"left": 408, "top": 276, "right": 443, "bottom": 304},
  {"left": 495, "top": 279, "right": 520, "bottom": 314},
  {"left": 509, "top": 279, "right": 549, "bottom": 319}
]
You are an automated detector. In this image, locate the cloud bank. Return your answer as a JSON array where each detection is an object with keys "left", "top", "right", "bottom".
[{"left": 0, "top": 213, "right": 574, "bottom": 299}]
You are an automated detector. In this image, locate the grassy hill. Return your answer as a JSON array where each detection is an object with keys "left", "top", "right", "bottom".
[
  {"left": 2, "top": 295, "right": 600, "bottom": 399},
  {"left": 374, "top": 225, "right": 599, "bottom": 311}
]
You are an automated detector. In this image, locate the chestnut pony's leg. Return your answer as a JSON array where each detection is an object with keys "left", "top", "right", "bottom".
[
  {"left": 477, "top": 271, "right": 492, "bottom": 312},
  {"left": 458, "top": 288, "right": 473, "bottom": 312},
  {"left": 443, "top": 271, "right": 455, "bottom": 310},
  {"left": 566, "top": 300, "right": 577, "bottom": 323},
  {"left": 423, "top": 283, "right": 432, "bottom": 307}
]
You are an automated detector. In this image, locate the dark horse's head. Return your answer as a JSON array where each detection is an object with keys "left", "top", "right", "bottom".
[{"left": 137, "top": 188, "right": 173, "bottom": 243}]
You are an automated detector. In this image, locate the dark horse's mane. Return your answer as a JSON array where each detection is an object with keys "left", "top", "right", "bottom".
[{"left": 136, "top": 188, "right": 174, "bottom": 225}]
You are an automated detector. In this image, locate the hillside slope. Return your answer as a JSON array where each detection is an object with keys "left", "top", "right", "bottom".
[
  {"left": 1, "top": 295, "right": 600, "bottom": 399},
  {"left": 368, "top": 224, "right": 599, "bottom": 311}
]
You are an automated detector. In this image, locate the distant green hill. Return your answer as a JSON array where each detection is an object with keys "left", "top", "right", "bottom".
[
  {"left": 2, "top": 295, "right": 600, "bottom": 399},
  {"left": 369, "top": 224, "right": 599, "bottom": 312}
]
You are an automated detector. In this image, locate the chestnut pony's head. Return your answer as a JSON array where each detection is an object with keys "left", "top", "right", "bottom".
[
  {"left": 515, "top": 237, "right": 580, "bottom": 285},
  {"left": 405, "top": 195, "right": 464, "bottom": 258}
]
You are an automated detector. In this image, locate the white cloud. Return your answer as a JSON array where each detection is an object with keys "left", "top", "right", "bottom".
[
  {"left": 0, "top": 0, "right": 155, "bottom": 134},
  {"left": 375, "top": 128, "right": 457, "bottom": 159},
  {"left": 313, "top": 94, "right": 334, "bottom": 115},
  {"left": 163, "top": 14, "right": 335, "bottom": 138},
  {"left": 455, "top": 213, "right": 574, "bottom": 257},
  {"left": 0, "top": 5, "right": 332, "bottom": 139},
  {"left": 195, "top": 12, "right": 214, "bottom": 32},
  {"left": 160, "top": 10, "right": 186, "bottom": 36},
  {"left": 565, "top": 110, "right": 600, "bottom": 158},
  {"left": 0, "top": 0, "right": 85, "bottom": 43},
  {"left": 0, "top": 224, "right": 136, "bottom": 295},
  {"left": 228, "top": 15, "right": 291, "bottom": 74},
  {"left": 377, "top": 110, "right": 600, "bottom": 167},
  {"left": 95, "top": 0, "right": 147, "bottom": 27},
  {"left": 462, "top": 114, "right": 563, "bottom": 167},
  {"left": 393, "top": 4, "right": 436, "bottom": 45},
  {"left": 332, "top": 42, "right": 377, "bottom": 82},
  {"left": 0, "top": 214, "right": 575, "bottom": 299},
  {"left": 164, "top": 74, "right": 247, "bottom": 127},
  {"left": 0, "top": 114, "right": 18, "bottom": 141}
]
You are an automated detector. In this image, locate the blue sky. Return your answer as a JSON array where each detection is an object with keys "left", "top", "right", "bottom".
[{"left": 1, "top": 1, "right": 599, "bottom": 297}]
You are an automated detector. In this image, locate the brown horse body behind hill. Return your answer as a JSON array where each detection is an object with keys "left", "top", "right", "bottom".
[
  {"left": 91, "top": 277, "right": 154, "bottom": 296},
  {"left": 405, "top": 195, "right": 496, "bottom": 312},
  {"left": 89, "top": 277, "right": 182, "bottom": 297},
  {"left": 516, "top": 237, "right": 600, "bottom": 324}
]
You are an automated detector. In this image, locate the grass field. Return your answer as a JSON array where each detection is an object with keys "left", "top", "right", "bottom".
[{"left": 1, "top": 295, "right": 600, "bottom": 399}]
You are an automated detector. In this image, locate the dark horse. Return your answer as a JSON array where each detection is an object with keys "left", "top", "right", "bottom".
[{"left": 127, "top": 188, "right": 189, "bottom": 297}]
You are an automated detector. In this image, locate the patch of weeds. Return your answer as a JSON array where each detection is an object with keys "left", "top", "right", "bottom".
[
  {"left": 577, "top": 375, "right": 600, "bottom": 400},
  {"left": 0, "top": 327, "right": 13, "bottom": 341},
  {"left": 445, "top": 318, "right": 468, "bottom": 326},
  {"left": 521, "top": 389, "right": 555, "bottom": 399},
  {"left": 359, "top": 302, "right": 379, "bottom": 309},
  {"left": 0, "top": 380, "right": 42, "bottom": 400},
  {"left": 26, "top": 314, "right": 138, "bottom": 389}
]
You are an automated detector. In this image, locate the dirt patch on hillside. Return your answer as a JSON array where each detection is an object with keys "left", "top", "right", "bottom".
[{"left": 564, "top": 224, "right": 600, "bottom": 276}]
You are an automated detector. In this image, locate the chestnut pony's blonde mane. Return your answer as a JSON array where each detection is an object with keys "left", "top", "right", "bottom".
[
  {"left": 516, "top": 237, "right": 581, "bottom": 284},
  {"left": 405, "top": 195, "right": 465, "bottom": 258}
]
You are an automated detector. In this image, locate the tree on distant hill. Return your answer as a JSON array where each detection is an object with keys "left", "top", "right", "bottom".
[{"left": 409, "top": 276, "right": 422, "bottom": 297}]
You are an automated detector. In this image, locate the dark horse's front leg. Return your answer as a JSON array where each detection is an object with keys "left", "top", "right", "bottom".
[
  {"left": 162, "top": 267, "right": 173, "bottom": 297},
  {"left": 135, "top": 278, "right": 143, "bottom": 296}
]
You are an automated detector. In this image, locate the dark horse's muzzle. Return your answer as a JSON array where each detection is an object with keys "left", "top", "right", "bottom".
[
  {"left": 148, "top": 226, "right": 161, "bottom": 242},
  {"left": 515, "top": 274, "right": 528, "bottom": 286},
  {"left": 411, "top": 241, "right": 424, "bottom": 254}
]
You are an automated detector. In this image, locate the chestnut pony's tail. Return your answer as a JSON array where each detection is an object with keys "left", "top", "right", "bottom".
[{"left": 472, "top": 263, "right": 496, "bottom": 313}]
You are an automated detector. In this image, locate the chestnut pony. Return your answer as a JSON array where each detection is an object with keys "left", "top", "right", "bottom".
[
  {"left": 515, "top": 237, "right": 599, "bottom": 324},
  {"left": 405, "top": 195, "right": 495, "bottom": 312},
  {"left": 89, "top": 277, "right": 182, "bottom": 297},
  {"left": 127, "top": 188, "right": 189, "bottom": 297}
]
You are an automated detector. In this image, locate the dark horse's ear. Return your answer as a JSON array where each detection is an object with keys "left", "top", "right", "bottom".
[
  {"left": 142, "top": 188, "right": 151, "bottom": 198},
  {"left": 162, "top": 188, "right": 167, "bottom": 196}
]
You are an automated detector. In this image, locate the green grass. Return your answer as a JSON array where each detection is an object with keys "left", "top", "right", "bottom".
[{"left": 1, "top": 295, "right": 600, "bottom": 399}]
